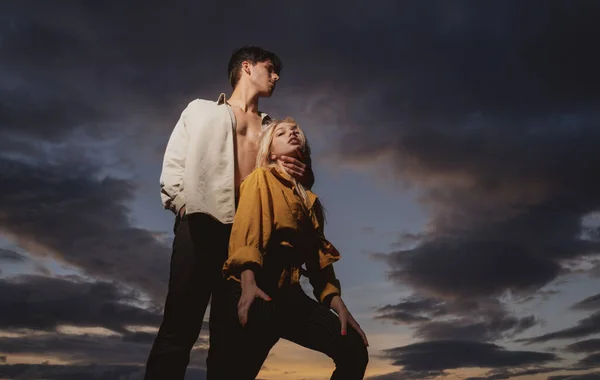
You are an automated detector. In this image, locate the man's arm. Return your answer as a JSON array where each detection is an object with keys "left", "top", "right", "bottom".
[
  {"left": 300, "top": 154, "right": 315, "bottom": 189},
  {"left": 280, "top": 149, "right": 315, "bottom": 189},
  {"left": 160, "top": 106, "right": 189, "bottom": 216}
]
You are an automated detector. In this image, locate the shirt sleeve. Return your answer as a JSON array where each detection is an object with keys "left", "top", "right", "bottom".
[
  {"left": 223, "top": 169, "right": 275, "bottom": 280},
  {"left": 306, "top": 199, "right": 342, "bottom": 305},
  {"left": 308, "top": 264, "right": 341, "bottom": 306},
  {"left": 159, "top": 103, "right": 190, "bottom": 215}
]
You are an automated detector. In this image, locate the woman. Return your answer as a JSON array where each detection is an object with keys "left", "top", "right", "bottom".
[{"left": 221, "top": 117, "right": 369, "bottom": 379}]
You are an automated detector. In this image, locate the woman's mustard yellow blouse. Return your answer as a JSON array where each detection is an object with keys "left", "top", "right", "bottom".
[{"left": 223, "top": 166, "right": 341, "bottom": 304}]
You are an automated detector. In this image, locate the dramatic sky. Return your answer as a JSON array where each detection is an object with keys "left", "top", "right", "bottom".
[{"left": 1, "top": 1, "right": 600, "bottom": 379}]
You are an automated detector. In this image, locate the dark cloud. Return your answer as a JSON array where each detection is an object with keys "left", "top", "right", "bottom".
[
  {"left": 377, "top": 297, "right": 447, "bottom": 316},
  {"left": 0, "top": 364, "right": 207, "bottom": 380},
  {"left": 519, "top": 311, "right": 600, "bottom": 344},
  {"left": 375, "top": 310, "right": 429, "bottom": 325},
  {"left": 1, "top": 2, "right": 216, "bottom": 142},
  {"left": 517, "top": 289, "right": 562, "bottom": 304},
  {"left": 0, "top": 0, "right": 308, "bottom": 152},
  {"left": 0, "top": 334, "right": 150, "bottom": 365},
  {"left": 0, "top": 156, "right": 170, "bottom": 302},
  {"left": 0, "top": 275, "right": 160, "bottom": 333},
  {"left": 0, "top": 92, "right": 114, "bottom": 142},
  {"left": 549, "top": 372, "right": 600, "bottom": 380},
  {"left": 415, "top": 314, "right": 537, "bottom": 342},
  {"left": 391, "top": 233, "right": 425, "bottom": 249},
  {"left": 0, "top": 364, "right": 145, "bottom": 380},
  {"left": 0, "top": 248, "right": 52, "bottom": 275},
  {"left": 375, "top": 296, "right": 537, "bottom": 342},
  {"left": 367, "top": 370, "right": 443, "bottom": 380},
  {"left": 379, "top": 237, "right": 569, "bottom": 300},
  {"left": 0, "top": 248, "right": 27, "bottom": 262},
  {"left": 591, "top": 265, "right": 600, "bottom": 279},
  {"left": 15, "top": 0, "right": 600, "bottom": 152},
  {"left": 334, "top": 0, "right": 600, "bottom": 306},
  {"left": 576, "top": 352, "right": 600, "bottom": 369},
  {"left": 374, "top": 297, "right": 445, "bottom": 324},
  {"left": 121, "top": 331, "right": 159, "bottom": 345},
  {"left": 381, "top": 340, "right": 559, "bottom": 373},
  {"left": 0, "top": 332, "right": 207, "bottom": 367},
  {"left": 571, "top": 293, "right": 600, "bottom": 311},
  {"left": 0, "top": 1, "right": 260, "bottom": 185},
  {"left": 464, "top": 367, "right": 564, "bottom": 380},
  {"left": 566, "top": 339, "right": 600, "bottom": 354},
  {"left": 0, "top": 276, "right": 209, "bottom": 371}
]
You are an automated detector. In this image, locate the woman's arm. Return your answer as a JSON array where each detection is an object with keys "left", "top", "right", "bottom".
[
  {"left": 223, "top": 168, "right": 275, "bottom": 279},
  {"left": 330, "top": 295, "right": 369, "bottom": 346},
  {"left": 306, "top": 200, "right": 368, "bottom": 346},
  {"left": 237, "top": 267, "right": 271, "bottom": 327},
  {"left": 222, "top": 168, "right": 275, "bottom": 326},
  {"left": 307, "top": 263, "right": 341, "bottom": 306},
  {"left": 306, "top": 199, "right": 342, "bottom": 305}
]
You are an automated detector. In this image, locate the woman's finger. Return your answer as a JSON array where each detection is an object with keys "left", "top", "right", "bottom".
[
  {"left": 339, "top": 311, "right": 348, "bottom": 336},
  {"left": 349, "top": 317, "right": 369, "bottom": 347},
  {"left": 238, "top": 305, "right": 246, "bottom": 326},
  {"left": 281, "top": 156, "right": 307, "bottom": 169},
  {"left": 257, "top": 288, "right": 272, "bottom": 301},
  {"left": 238, "top": 298, "right": 251, "bottom": 327}
]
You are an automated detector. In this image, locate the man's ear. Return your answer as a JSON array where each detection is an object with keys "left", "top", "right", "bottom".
[{"left": 242, "top": 61, "right": 251, "bottom": 76}]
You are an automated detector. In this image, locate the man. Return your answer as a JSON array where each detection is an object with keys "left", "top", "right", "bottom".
[{"left": 144, "top": 46, "right": 313, "bottom": 380}]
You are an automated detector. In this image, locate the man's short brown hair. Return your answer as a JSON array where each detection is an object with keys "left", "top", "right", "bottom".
[{"left": 227, "top": 46, "right": 282, "bottom": 88}]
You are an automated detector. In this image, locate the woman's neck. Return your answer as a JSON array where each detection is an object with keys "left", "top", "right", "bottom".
[{"left": 271, "top": 160, "right": 294, "bottom": 182}]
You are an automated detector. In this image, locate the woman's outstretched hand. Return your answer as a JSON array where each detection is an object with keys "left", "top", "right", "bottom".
[
  {"left": 330, "top": 295, "right": 369, "bottom": 347},
  {"left": 238, "top": 269, "right": 271, "bottom": 327}
]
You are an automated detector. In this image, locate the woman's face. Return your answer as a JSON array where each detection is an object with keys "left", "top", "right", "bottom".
[{"left": 270, "top": 122, "right": 303, "bottom": 159}]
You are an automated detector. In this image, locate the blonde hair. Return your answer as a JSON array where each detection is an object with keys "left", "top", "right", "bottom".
[{"left": 256, "top": 117, "right": 312, "bottom": 210}]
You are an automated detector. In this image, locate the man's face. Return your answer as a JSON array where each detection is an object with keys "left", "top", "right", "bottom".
[{"left": 249, "top": 60, "right": 280, "bottom": 97}]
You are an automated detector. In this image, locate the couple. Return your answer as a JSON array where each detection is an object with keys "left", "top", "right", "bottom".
[{"left": 144, "top": 46, "right": 369, "bottom": 380}]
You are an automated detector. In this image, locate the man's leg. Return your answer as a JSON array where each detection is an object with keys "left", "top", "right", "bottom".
[
  {"left": 202, "top": 219, "right": 233, "bottom": 379},
  {"left": 144, "top": 215, "right": 214, "bottom": 380},
  {"left": 279, "top": 288, "right": 369, "bottom": 380}
]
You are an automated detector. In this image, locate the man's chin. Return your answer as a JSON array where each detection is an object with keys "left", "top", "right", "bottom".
[{"left": 261, "top": 87, "right": 276, "bottom": 97}]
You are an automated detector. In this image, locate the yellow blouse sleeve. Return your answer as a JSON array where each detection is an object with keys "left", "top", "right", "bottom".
[
  {"left": 309, "top": 265, "right": 341, "bottom": 304},
  {"left": 306, "top": 199, "right": 342, "bottom": 304},
  {"left": 223, "top": 168, "right": 274, "bottom": 280}
]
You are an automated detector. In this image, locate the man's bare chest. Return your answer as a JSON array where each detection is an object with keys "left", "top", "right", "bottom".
[{"left": 231, "top": 108, "right": 263, "bottom": 143}]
